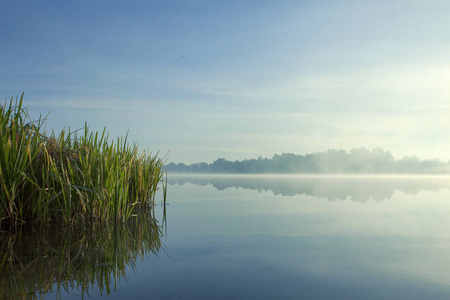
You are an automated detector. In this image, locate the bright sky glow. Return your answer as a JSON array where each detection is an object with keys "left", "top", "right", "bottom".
[{"left": 2, "top": 1, "right": 450, "bottom": 163}]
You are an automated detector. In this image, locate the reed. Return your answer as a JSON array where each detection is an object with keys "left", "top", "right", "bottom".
[{"left": 0, "top": 94, "right": 166, "bottom": 228}]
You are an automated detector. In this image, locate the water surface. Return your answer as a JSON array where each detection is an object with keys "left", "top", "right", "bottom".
[{"left": 3, "top": 175, "right": 450, "bottom": 299}]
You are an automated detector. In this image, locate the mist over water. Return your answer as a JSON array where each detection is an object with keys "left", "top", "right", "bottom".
[{"left": 168, "top": 174, "right": 450, "bottom": 202}]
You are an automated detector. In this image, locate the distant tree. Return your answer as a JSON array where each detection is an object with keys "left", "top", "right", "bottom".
[{"left": 165, "top": 148, "right": 450, "bottom": 174}]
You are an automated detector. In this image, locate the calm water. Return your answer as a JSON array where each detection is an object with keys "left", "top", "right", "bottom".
[{"left": 3, "top": 175, "right": 450, "bottom": 299}]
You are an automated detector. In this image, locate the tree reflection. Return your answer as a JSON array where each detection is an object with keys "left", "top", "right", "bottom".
[
  {"left": 0, "top": 214, "right": 164, "bottom": 299},
  {"left": 169, "top": 175, "right": 450, "bottom": 202}
]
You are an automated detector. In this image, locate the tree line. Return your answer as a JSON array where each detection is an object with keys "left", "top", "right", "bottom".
[{"left": 165, "top": 148, "right": 450, "bottom": 174}]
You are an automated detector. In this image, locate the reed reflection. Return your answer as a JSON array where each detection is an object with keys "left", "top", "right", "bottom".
[
  {"left": 0, "top": 214, "right": 164, "bottom": 299},
  {"left": 169, "top": 175, "right": 450, "bottom": 202}
]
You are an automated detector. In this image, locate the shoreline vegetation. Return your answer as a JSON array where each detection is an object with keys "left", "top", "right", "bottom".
[
  {"left": 0, "top": 94, "right": 165, "bottom": 230},
  {"left": 167, "top": 150, "right": 450, "bottom": 175}
]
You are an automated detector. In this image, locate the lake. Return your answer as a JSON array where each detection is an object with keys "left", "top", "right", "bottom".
[{"left": 3, "top": 174, "right": 450, "bottom": 299}]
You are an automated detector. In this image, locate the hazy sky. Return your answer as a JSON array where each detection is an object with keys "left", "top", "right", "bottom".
[{"left": 2, "top": 1, "right": 450, "bottom": 163}]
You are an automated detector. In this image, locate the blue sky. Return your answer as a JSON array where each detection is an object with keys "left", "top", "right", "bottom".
[{"left": 2, "top": 1, "right": 450, "bottom": 163}]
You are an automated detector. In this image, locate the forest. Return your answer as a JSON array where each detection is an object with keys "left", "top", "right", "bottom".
[{"left": 166, "top": 148, "right": 450, "bottom": 174}]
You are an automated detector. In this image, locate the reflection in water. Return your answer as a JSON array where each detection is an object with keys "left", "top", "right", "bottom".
[
  {"left": 0, "top": 214, "right": 164, "bottom": 299},
  {"left": 169, "top": 174, "right": 450, "bottom": 202}
]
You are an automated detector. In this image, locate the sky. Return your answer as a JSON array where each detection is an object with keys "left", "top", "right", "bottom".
[{"left": 1, "top": 1, "right": 450, "bottom": 164}]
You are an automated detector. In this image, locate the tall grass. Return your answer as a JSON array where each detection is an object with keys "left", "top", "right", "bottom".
[{"left": 0, "top": 94, "right": 165, "bottom": 228}]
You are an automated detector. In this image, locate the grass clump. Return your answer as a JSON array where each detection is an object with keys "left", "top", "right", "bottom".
[{"left": 0, "top": 94, "right": 165, "bottom": 229}]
